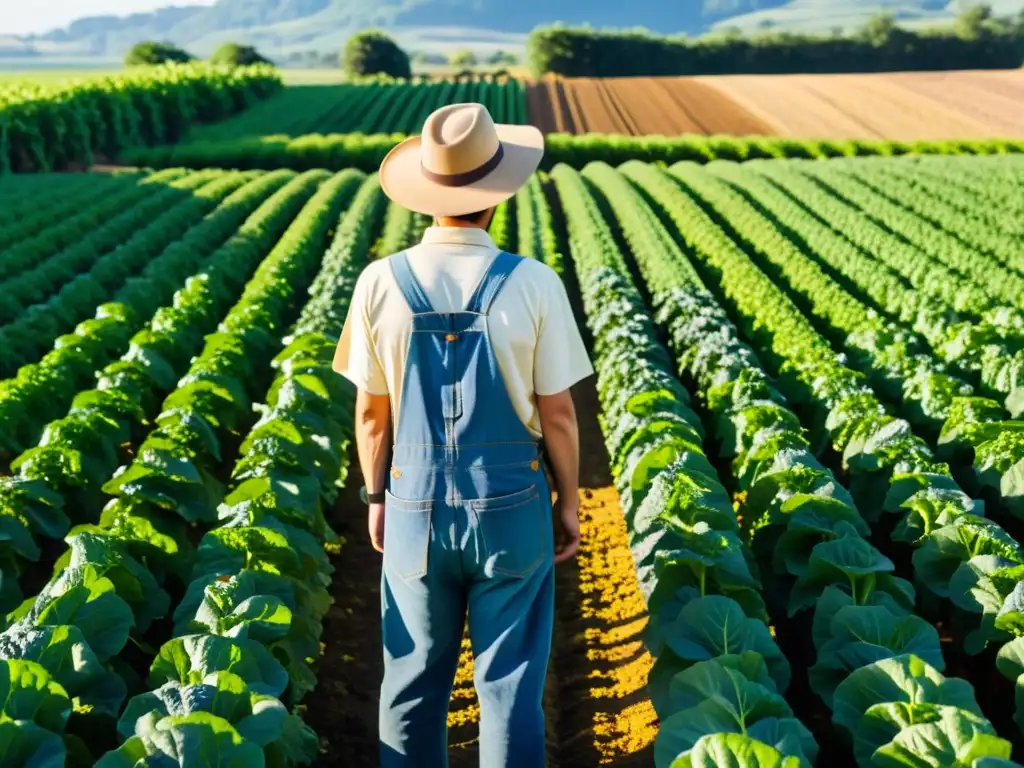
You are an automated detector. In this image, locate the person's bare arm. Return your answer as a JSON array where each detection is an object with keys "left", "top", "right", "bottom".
[
  {"left": 356, "top": 389, "right": 391, "bottom": 491},
  {"left": 537, "top": 388, "right": 581, "bottom": 563},
  {"left": 538, "top": 389, "right": 579, "bottom": 502},
  {"left": 355, "top": 389, "right": 391, "bottom": 552}
]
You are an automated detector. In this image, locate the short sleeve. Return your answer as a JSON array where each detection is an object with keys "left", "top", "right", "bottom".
[
  {"left": 333, "top": 271, "right": 389, "bottom": 395},
  {"left": 533, "top": 272, "right": 594, "bottom": 396}
]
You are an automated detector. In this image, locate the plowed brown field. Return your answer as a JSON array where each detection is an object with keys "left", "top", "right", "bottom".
[
  {"left": 526, "top": 69, "right": 1024, "bottom": 139},
  {"left": 527, "top": 75, "right": 777, "bottom": 136}
]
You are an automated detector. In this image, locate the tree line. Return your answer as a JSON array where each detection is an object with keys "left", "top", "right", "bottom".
[
  {"left": 526, "top": 5, "right": 1024, "bottom": 77},
  {"left": 125, "top": 41, "right": 271, "bottom": 67},
  {"left": 125, "top": 33, "right": 517, "bottom": 76}
]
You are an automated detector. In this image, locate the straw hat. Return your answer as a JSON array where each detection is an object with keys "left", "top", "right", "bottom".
[{"left": 379, "top": 103, "right": 544, "bottom": 217}]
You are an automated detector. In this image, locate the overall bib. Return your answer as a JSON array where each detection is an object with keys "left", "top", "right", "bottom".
[{"left": 379, "top": 250, "right": 555, "bottom": 768}]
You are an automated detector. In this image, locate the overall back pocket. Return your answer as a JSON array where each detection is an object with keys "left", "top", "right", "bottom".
[
  {"left": 384, "top": 491, "right": 432, "bottom": 580},
  {"left": 470, "top": 485, "right": 551, "bottom": 579}
]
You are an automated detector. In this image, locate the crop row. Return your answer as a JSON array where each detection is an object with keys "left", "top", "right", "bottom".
[
  {"left": 549, "top": 163, "right": 808, "bottom": 766},
  {"left": 704, "top": 160, "right": 1023, "bottom": 419},
  {"left": 0, "top": 170, "right": 245, "bottom": 373},
  {"left": 621, "top": 159, "right": 1023, "bottom": 739},
  {"left": 0, "top": 170, "right": 295, "bottom": 454},
  {"left": 0, "top": 63, "right": 282, "bottom": 174},
  {"left": 665, "top": 160, "right": 1023, "bottom": 517},
  {"left": 0, "top": 169, "right": 387, "bottom": 765},
  {"left": 0, "top": 173, "right": 139, "bottom": 253},
  {"left": 120, "top": 132, "right": 1024, "bottom": 174},
  {"left": 1, "top": 154, "right": 1021, "bottom": 765},
  {"left": 184, "top": 79, "right": 528, "bottom": 143},
  {"left": 547, "top": 159, "right": 1023, "bottom": 765},
  {"left": 95, "top": 173, "right": 389, "bottom": 765},
  {"left": 0, "top": 168, "right": 327, "bottom": 606}
]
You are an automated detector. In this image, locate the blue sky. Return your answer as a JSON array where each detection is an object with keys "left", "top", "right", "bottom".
[{"left": 4, "top": 0, "right": 216, "bottom": 36}]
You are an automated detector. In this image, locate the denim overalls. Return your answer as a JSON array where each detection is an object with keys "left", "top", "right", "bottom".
[{"left": 379, "top": 249, "right": 555, "bottom": 767}]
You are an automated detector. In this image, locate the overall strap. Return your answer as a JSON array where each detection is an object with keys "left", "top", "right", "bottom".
[
  {"left": 464, "top": 251, "right": 521, "bottom": 315},
  {"left": 388, "top": 251, "right": 434, "bottom": 315}
]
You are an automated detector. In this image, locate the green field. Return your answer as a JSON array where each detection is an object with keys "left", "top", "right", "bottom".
[
  {"left": 0, "top": 64, "right": 1022, "bottom": 768},
  {"left": 0, "top": 64, "right": 529, "bottom": 86}
]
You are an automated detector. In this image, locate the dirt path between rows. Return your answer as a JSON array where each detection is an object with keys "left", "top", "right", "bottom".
[
  {"left": 526, "top": 80, "right": 563, "bottom": 133},
  {"left": 526, "top": 78, "right": 578, "bottom": 133},
  {"left": 307, "top": 374, "right": 655, "bottom": 766},
  {"left": 559, "top": 79, "right": 590, "bottom": 134}
]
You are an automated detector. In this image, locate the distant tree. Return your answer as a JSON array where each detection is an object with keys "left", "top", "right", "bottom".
[
  {"left": 449, "top": 49, "right": 478, "bottom": 67},
  {"left": 858, "top": 11, "right": 901, "bottom": 45},
  {"left": 720, "top": 26, "right": 744, "bottom": 39},
  {"left": 955, "top": 3, "right": 995, "bottom": 38},
  {"left": 211, "top": 42, "right": 272, "bottom": 66},
  {"left": 342, "top": 30, "right": 411, "bottom": 78},
  {"left": 487, "top": 49, "right": 518, "bottom": 65},
  {"left": 124, "top": 41, "right": 194, "bottom": 66},
  {"left": 412, "top": 50, "right": 447, "bottom": 66}
]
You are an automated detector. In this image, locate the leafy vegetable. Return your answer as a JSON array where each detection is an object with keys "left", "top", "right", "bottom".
[
  {"left": 654, "top": 659, "right": 816, "bottom": 768},
  {"left": 832, "top": 655, "right": 982, "bottom": 737},
  {"left": 667, "top": 733, "right": 803, "bottom": 767},
  {"left": 96, "top": 711, "right": 266, "bottom": 768},
  {"left": 810, "top": 605, "right": 943, "bottom": 706},
  {"left": 150, "top": 634, "right": 289, "bottom": 700}
]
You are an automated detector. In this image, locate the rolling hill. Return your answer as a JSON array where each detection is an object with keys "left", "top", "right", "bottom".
[{"left": 6, "top": 0, "right": 1024, "bottom": 60}]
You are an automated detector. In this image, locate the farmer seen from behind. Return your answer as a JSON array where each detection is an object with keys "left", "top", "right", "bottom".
[{"left": 332, "top": 102, "right": 594, "bottom": 767}]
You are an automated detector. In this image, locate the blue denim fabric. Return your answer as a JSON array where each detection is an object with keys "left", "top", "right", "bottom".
[{"left": 379, "top": 250, "right": 555, "bottom": 768}]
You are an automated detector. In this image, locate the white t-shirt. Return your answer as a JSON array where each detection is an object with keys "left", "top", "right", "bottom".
[{"left": 333, "top": 226, "right": 594, "bottom": 438}]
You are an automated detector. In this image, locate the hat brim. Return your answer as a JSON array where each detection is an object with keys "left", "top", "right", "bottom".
[{"left": 378, "top": 124, "right": 544, "bottom": 217}]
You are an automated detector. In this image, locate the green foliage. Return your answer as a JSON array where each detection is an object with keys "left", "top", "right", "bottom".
[
  {"left": 125, "top": 41, "right": 195, "bottom": 67},
  {"left": 211, "top": 42, "right": 272, "bottom": 67},
  {"left": 448, "top": 49, "right": 477, "bottom": 67},
  {"left": 0, "top": 170, "right": 370, "bottom": 764},
  {"left": 97, "top": 711, "right": 267, "bottom": 767},
  {"left": 669, "top": 733, "right": 803, "bottom": 767},
  {"left": 856, "top": 11, "right": 903, "bottom": 46},
  {"left": 123, "top": 132, "right": 1024, "bottom": 175},
  {"left": 526, "top": 18, "right": 1024, "bottom": 76},
  {"left": 487, "top": 49, "right": 518, "bottom": 65},
  {"left": 341, "top": 30, "right": 411, "bottom": 79},
  {"left": 552, "top": 157, "right": 1024, "bottom": 766},
  {"left": 2, "top": 144, "right": 1024, "bottom": 765},
  {"left": 171, "top": 78, "right": 528, "bottom": 141},
  {"left": 0, "top": 659, "right": 71, "bottom": 766},
  {"left": 0, "top": 64, "right": 282, "bottom": 174},
  {"left": 956, "top": 4, "right": 996, "bottom": 39}
]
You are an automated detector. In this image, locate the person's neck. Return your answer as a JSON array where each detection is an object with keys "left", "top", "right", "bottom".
[{"left": 433, "top": 218, "right": 484, "bottom": 229}]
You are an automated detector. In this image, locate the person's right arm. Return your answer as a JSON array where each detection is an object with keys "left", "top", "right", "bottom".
[{"left": 537, "top": 389, "right": 581, "bottom": 563}]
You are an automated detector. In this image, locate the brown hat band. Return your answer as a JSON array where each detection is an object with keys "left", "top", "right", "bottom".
[{"left": 420, "top": 143, "right": 505, "bottom": 188}]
